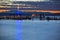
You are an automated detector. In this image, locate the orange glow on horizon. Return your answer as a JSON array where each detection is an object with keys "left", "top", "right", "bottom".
[
  {"left": 0, "top": 10, "right": 10, "bottom": 13},
  {"left": 20, "top": 10, "right": 60, "bottom": 14},
  {"left": 0, "top": 9, "right": 60, "bottom": 14}
]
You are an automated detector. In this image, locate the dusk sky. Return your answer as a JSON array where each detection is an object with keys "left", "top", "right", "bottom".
[
  {"left": 12, "top": 0, "right": 50, "bottom": 1},
  {"left": 11, "top": 0, "right": 60, "bottom": 2}
]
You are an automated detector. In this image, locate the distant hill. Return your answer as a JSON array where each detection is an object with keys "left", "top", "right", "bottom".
[{"left": 0, "top": 11, "right": 60, "bottom": 16}]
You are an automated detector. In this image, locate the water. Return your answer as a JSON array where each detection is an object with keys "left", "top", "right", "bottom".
[{"left": 0, "top": 20, "right": 60, "bottom": 40}]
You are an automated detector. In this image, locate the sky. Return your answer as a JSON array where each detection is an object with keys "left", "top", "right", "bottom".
[
  {"left": 11, "top": 0, "right": 50, "bottom": 2},
  {"left": 11, "top": 0, "right": 60, "bottom": 2}
]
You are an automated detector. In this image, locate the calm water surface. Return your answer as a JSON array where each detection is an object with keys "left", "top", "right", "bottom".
[{"left": 0, "top": 20, "right": 60, "bottom": 40}]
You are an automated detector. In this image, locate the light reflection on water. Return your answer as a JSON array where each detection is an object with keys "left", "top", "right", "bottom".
[{"left": 0, "top": 20, "right": 60, "bottom": 40}]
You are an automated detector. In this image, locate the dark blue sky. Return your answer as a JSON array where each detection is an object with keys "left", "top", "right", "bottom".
[
  {"left": 51, "top": 0, "right": 60, "bottom": 1},
  {"left": 43, "top": 0, "right": 60, "bottom": 10},
  {"left": 12, "top": 0, "right": 60, "bottom": 10}
]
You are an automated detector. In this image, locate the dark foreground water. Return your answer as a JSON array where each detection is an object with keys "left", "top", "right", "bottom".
[{"left": 0, "top": 20, "right": 60, "bottom": 40}]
